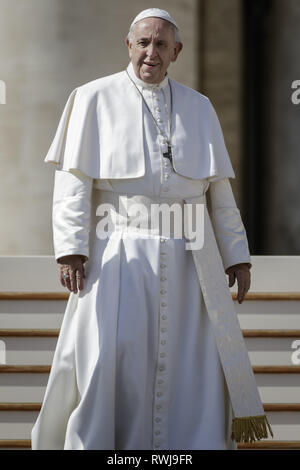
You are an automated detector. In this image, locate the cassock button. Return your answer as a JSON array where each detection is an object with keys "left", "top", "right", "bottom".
[{"left": 155, "top": 417, "right": 161, "bottom": 422}]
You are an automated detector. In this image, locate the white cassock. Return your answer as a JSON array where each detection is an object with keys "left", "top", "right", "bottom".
[{"left": 31, "top": 63, "right": 255, "bottom": 450}]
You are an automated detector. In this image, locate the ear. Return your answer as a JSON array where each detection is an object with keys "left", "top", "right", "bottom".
[
  {"left": 125, "top": 37, "right": 132, "bottom": 57},
  {"left": 171, "top": 42, "right": 183, "bottom": 63}
]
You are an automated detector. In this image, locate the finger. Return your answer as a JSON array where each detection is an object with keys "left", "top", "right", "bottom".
[
  {"left": 65, "top": 272, "right": 72, "bottom": 291},
  {"left": 76, "top": 265, "right": 84, "bottom": 291},
  {"left": 238, "top": 271, "right": 250, "bottom": 303},
  {"left": 70, "top": 262, "right": 84, "bottom": 293},
  {"left": 60, "top": 264, "right": 71, "bottom": 288},
  {"left": 61, "top": 265, "right": 72, "bottom": 291},
  {"left": 74, "top": 265, "right": 83, "bottom": 293},
  {"left": 76, "top": 271, "right": 84, "bottom": 291},
  {"left": 69, "top": 268, "right": 77, "bottom": 293},
  {"left": 73, "top": 264, "right": 82, "bottom": 292},
  {"left": 245, "top": 275, "right": 251, "bottom": 296},
  {"left": 59, "top": 268, "right": 66, "bottom": 287},
  {"left": 241, "top": 270, "right": 251, "bottom": 296},
  {"left": 228, "top": 271, "right": 236, "bottom": 288},
  {"left": 238, "top": 287, "right": 246, "bottom": 304},
  {"left": 237, "top": 273, "right": 245, "bottom": 303}
]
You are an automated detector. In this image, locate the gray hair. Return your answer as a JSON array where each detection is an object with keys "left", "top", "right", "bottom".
[{"left": 127, "top": 22, "right": 182, "bottom": 44}]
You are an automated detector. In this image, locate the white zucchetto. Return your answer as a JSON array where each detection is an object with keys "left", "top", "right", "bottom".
[{"left": 130, "top": 8, "right": 179, "bottom": 30}]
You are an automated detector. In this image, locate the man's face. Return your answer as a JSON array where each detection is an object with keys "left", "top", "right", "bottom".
[{"left": 126, "top": 17, "right": 182, "bottom": 84}]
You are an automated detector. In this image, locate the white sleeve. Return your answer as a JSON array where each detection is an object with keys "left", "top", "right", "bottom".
[
  {"left": 206, "top": 178, "right": 252, "bottom": 271},
  {"left": 52, "top": 169, "right": 93, "bottom": 262}
]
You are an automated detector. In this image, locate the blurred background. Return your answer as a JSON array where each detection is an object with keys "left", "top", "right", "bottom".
[{"left": 0, "top": 0, "right": 299, "bottom": 257}]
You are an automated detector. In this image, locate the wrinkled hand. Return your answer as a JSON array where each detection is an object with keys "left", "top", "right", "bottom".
[
  {"left": 57, "top": 255, "right": 86, "bottom": 293},
  {"left": 225, "top": 263, "right": 251, "bottom": 304}
]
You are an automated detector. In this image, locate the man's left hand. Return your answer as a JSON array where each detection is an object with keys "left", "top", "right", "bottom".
[{"left": 225, "top": 263, "right": 251, "bottom": 304}]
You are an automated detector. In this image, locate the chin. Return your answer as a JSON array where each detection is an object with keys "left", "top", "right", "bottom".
[
  {"left": 140, "top": 74, "right": 156, "bottom": 83},
  {"left": 143, "top": 76, "right": 157, "bottom": 83},
  {"left": 142, "top": 71, "right": 163, "bottom": 83}
]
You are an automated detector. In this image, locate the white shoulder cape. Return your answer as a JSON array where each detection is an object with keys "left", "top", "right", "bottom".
[{"left": 44, "top": 70, "right": 235, "bottom": 181}]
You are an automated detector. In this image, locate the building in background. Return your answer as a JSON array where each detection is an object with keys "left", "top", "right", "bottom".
[{"left": 0, "top": 0, "right": 299, "bottom": 256}]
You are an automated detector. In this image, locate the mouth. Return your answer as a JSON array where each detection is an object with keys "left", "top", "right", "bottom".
[{"left": 143, "top": 62, "right": 159, "bottom": 67}]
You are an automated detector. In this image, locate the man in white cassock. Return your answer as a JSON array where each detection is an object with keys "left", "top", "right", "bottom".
[{"left": 31, "top": 8, "right": 273, "bottom": 450}]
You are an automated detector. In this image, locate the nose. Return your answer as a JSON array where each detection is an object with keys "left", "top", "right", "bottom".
[{"left": 146, "top": 43, "right": 157, "bottom": 59}]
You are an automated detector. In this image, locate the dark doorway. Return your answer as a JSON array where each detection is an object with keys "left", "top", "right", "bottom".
[{"left": 242, "top": 0, "right": 273, "bottom": 255}]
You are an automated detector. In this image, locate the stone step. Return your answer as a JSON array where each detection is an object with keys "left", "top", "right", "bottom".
[
  {"left": 0, "top": 408, "right": 299, "bottom": 441},
  {"left": 0, "top": 299, "right": 65, "bottom": 329},
  {"left": 0, "top": 332, "right": 299, "bottom": 366},
  {"left": 0, "top": 373, "right": 49, "bottom": 402},
  {"left": 1, "top": 439, "right": 300, "bottom": 450}
]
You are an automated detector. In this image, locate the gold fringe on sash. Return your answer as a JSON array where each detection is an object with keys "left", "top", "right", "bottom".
[{"left": 231, "top": 415, "right": 274, "bottom": 443}]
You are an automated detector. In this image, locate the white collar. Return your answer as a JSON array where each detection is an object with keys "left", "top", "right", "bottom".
[{"left": 126, "top": 61, "right": 169, "bottom": 91}]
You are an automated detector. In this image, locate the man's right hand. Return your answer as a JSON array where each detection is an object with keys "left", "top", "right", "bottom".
[{"left": 57, "top": 255, "right": 86, "bottom": 293}]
